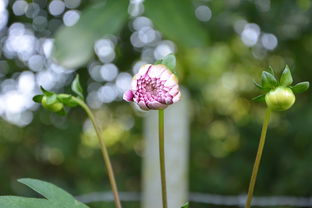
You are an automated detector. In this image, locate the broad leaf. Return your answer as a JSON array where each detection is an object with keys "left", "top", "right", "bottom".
[
  {"left": 290, "top": 82, "right": 310, "bottom": 93},
  {"left": 19, "top": 178, "right": 88, "bottom": 208},
  {"left": 145, "top": 0, "right": 208, "bottom": 48},
  {"left": 0, "top": 178, "right": 89, "bottom": 208},
  {"left": 71, "top": 75, "right": 84, "bottom": 99},
  {"left": 0, "top": 196, "right": 56, "bottom": 208},
  {"left": 52, "top": 0, "right": 128, "bottom": 68},
  {"left": 280, "top": 65, "right": 293, "bottom": 86},
  {"left": 261, "top": 71, "right": 277, "bottom": 89}
]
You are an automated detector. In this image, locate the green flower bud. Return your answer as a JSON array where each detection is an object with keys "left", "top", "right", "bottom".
[
  {"left": 41, "top": 96, "right": 64, "bottom": 112},
  {"left": 265, "top": 87, "right": 295, "bottom": 111}
]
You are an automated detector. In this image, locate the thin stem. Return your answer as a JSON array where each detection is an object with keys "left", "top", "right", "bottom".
[
  {"left": 245, "top": 108, "right": 271, "bottom": 208},
  {"left": 72, "top": 97, "right": 122, "bottom": 208},
  {"left": 158, "top": 109, "right": 168, "bottom": 208}
]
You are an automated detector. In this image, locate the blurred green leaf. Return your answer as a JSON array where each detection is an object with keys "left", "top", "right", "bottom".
[
  {"left": 181, "top": 202, "right": 189, "bottom": 208},
  {"left": 144, "top": 0, "right": 208, "bottom": 48},
  {"left": 57, "top": 95, "right": 78, "bottom": 107},
  {"left": 252, "top": 94, "right": 266, "bottom": 102},
  {"left": 253, "top": 80, "right": 264, "bottom": 90},
  {"left": 40, "top": 86, "right": 54, "bottom": 96},
  {"left": 290, "top": 82, "right": 310, "bottom": 93},
  {"left": 46, "top": 94, "right": 57, "bottom": 105},
  {"left": 261, "top": 71, "right": 277, "bottom": 89},
  {"left": 268, "top": 66, "right": 275, "bottom": 77},
  {"left": 280, "top": 65, "right": 293, "bottom": 86},
  {"left": 161, "top": 54, "right": 176, "bottom": 72},
  {"left": 71, "top": 75, "right": 84, "bottom": 99},
  {"left": 0, "top": 179, "right": 89, "bottom": 208},
  {"left": 32, "top": 95, "right": 43, "bottom": 103},
  {"left": 52, "top": 0, "right": 128, "bottom": 68}
]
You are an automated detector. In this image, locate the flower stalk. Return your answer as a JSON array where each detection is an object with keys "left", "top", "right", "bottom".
[
  {"left": 245, "top": 108, "right": 271, "bottom": 208},
  {"left": 33, "top": 75, "right": 122, "bottom": 208},
  {"left": 158, "top": 109, "right": 168, "bottom": 208},
  {"left": 248, "top": 65, "right": 309, "bottom": 207},
  {"left": 71, "top": 96, "right": 122, "bottom": 208}
]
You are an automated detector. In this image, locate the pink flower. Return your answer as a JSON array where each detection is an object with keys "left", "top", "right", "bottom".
[{"left": 123, "top": 64, "right": 181, "bottom": 110}]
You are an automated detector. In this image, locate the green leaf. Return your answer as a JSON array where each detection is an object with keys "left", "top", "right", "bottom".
[
  {"left": 145, "top": 0, "right": 208, "bottom": 48},
  {"left": 290, "top": 81, "right": 310, "bottom": 93},
  {"left": 52, "top": 0, "right": 128, "bottom": 68},
  {"left": 33, "top": 95, "right": 43, "bottom": 103},
  {"left": 280, "top": 65, "right": 293, "bottom": 86},
  {"left": 181, "top": 202, "right": 189, "bottom": 208},
  {"left": 0, "top": 179, "right": 89, "bottom": 208},
  {"left": 46, "top": 94, "right": 58, "bottom": 105},
  {"left": 57, "top": 95, "right": 78, "bottom": 107},
  {"left": 261, "top": 71, "right": 277, "bottom": 89},
  {"left": 161, "top": 54, "right": 176, "bottom": 72},
  {"left": 268, "top": 66, "right": 275, "bottom": 77},
  {"left": 252, "top": 94, "right": 266, "bottom": 102},
  {"left": 253, "top": 80, "right": 264, "bottom": 90},
  {"left": 154, "top": 60, "right": 162, "bottom": 65},
  {"left": 0, "top": 196, "right": 56, "bottom": 208},
  {"left": 40, "top": 86, "right": 54, "bottom": 96},
  {"left": 18, "top": 178, "right": 89, "bottom": 208},
  {"left": 71, "top": 75, "right": 84, "bottom": 99}
]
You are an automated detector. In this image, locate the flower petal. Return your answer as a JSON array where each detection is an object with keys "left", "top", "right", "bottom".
[
  {"left": 172, "top": 91, "right": 181, "bottom": 103},
  {"left": 138, "top": 101, "right": 149, "bottom": 111},
  {"left": 148, "top": 65, "right": 166, "bottom": 78},
  {"left": 123, "top": 90, "right": 134, "bottom": 102},
  {"left": 147, "top": 100, "right": 168, "bottom": 110},
  {"left": 168, "top": 85, "right": 179, "bottom": 96},
  {"left": 131, "top": 75, "right": 138, "bottom": 90},
  {"left": 160, "top": 69, "right": 172, "bottom": 81},
  {"left": 164, "top": 74, "right": 178, "bottom": 87},
  {"left": 138, "top": 64, "right": 152, "bottom": 76}
]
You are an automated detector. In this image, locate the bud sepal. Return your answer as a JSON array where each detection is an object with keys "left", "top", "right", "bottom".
[
  {"left": 32, "top": 75, "right": 84, "bottom": 115},
  {"left": 253, "top": 65, "right": 309, "bottom": 111}
]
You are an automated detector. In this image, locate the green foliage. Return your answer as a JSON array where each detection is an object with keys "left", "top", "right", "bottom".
[
  {"left": 253, "top": 66, "right": 309, "bottom": 104},
  {"left": 155, "top": 54, "right": 177, "bottom": 73},
  {"left": 181, "top": 202, "right": 189, "bottom": 208},
  {"left": 0, "top": 179, "right": 89, "bottom": 208},
  {"left": 33, "top": 76, "right": 85, "bottom": 115},
  {"left": 144, "top": 0, "right": 208, "bottom": 48},
  {"left": 261, "top": 71, "right": 277, "bottom": 89},
  {"left": 71, "top": 75, "right": 84, "bottom": 100},
  {"left": 52, "top": 0, "right": 128, "bottom": 68},
  {"left": 290, "top": 82, "right": 310, "bottom": 93},
  {"left": 252, "top": 94, "right": 265, "bottom": 102},
  {"left": 280, "top": 65, "right": 293, "bottom": 86}
]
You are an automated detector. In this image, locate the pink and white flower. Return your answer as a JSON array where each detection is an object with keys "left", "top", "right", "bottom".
[{"left": 123, "top": 64, "right": 181, "bottom": 110}]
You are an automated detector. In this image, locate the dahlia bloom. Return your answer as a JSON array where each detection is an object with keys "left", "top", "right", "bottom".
[{"left": 123, "top": 64, "right": 181, "bottom": 110}]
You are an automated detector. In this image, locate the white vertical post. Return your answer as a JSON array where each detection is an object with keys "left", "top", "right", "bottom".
[{"left": 142, "top": 90, "right": 190, "bottom": 208}]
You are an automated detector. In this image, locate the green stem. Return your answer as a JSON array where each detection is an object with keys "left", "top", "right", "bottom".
[
  {"left": 72, "top": 97, "right": 122, "bottom": 208},
  {"left": 245, "top": 108, "right": 271, "bottom": 208},
  {"left": 159, "top": 109, "right": 168, "bottom": 208}
]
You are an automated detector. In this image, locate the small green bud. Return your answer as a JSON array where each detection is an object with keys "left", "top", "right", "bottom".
[
  {"left": 41, "top": 96, "right": 64, "bottom": 112},
  {"left": 265, "top": 87, "right": 295, "bottom": 111}
]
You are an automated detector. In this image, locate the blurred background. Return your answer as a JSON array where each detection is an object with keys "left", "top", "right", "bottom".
[{"left": 1, "top": 0, "right": 312, "bottom": 207}]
